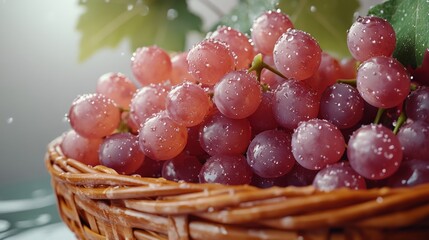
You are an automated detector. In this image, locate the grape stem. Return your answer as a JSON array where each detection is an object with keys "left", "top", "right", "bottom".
[
  {"left": 410, "top": 82, "right": 418, "bottom": 91},
  {"left": 374, "top": 108, "right": 385, "bottom": 124},
  {"left": 248, "top": 53, "right": 287, "bottom": 81},
  {"left": 393, "top": 110, "right": 406, "bottom": 134},
  {"left": 337, "top": 79, "right": 357, "bottom": 87}
]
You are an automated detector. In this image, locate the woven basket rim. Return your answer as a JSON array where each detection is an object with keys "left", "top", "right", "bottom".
[{"left": 46, "top": 136, "right": 429, "bottom": 240}]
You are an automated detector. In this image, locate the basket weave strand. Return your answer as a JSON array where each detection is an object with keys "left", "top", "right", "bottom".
[{"left": 46, "top": 138, "right": 429, "bottom": 240}]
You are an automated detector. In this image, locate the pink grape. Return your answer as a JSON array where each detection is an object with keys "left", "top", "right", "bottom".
[
  {"left": 387, "top": 159, "right": 429, "bottom": 188},
  {"left": 248, "top": 91, "right": 279, "bottom": 134},
  {"left": 69, "top": 93, "right": 121, "bottom": 139},
  {"left": 96, "top": 72, "right": 137, "bottom": 109},
  {"left": 396, "top": 120, "right": 429, "bottom": 162},
  {"left": 170, "top": 52, "right": 197, "bottom": 85},
  {"left": 210, "top": 26, "right": 254, "bottom": 69},
  {"left": 347, "top": 16, "right": 396, "bottom": 62},
  {"left": 347, "top": 124, "right": 402, "bottom": 180},
  {"left": 339, "top": 58, "right": 357, "bottom": 79},
  {"left": 273, "top": 29, "right": 322, "bottom": 80},
  {"left": 138, "top": 111, "right": 188, "bottom": 160},
  {"left": 131, "top": 46, "right": 172, "bottom": 86},
  {"left": 313, "top": 162, "right": 366, "bottom": 191},
  {"left": 187, "top": 39, "right": 235, "bottom": 86},
  {"left": 60, "top": 130, "right": 102, "bottom": 166},
  {"left": 166, "top": 82, "right": 211, "bottom": 127},
  {"left": 213, "top": 70, "right": 262, "bottom": 119},
  {"left": 260, "top": 55, "right": 285, "bottom": 90},
  {"left": 312, "top": 53, "right": 342, "bottom": 94},
  {"left": 319, "top": 83, "right": 365, "bottom": 129},
  {"left": 99, "top": 133, "right": 144, "bottom": 175},
  {"left": 292, "top": 119, "right": 345, "bottom": 170},
  {"left": 199, "top": 154, "right": 253, "bottom": 185},
  {"left": 162, "top": 153, "right": 202, "bottom": 183},
  {"left": 183, "top": 124, "right": 208, "bottom": 158},
  {"left": 280, "top": 163, "right": 319, "bottom": 187},
  {"left": 246, "top": 129, "right": 295, "bottom": 178},
  {"left": 129, "top": 84, "right": 168, "bottom": 132},
  {"left": 273, "top": 80, "right": 319, "bottom": 130},
  {"left": 199, "top": 110, "right": 251, "bottom": 156},
  {"left": 251, "top": 10, "right": 294, "bottom": 56},
  {"left": 356, "top": 56, "right": 410, "bottom": 108},
  {"left": 405, "top": 86, "right": 429, "bottom": 123}
]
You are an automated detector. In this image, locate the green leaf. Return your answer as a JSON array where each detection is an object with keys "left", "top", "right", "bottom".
[
  {"left": 214, "top": 0, "right": 278, "bottom": 34},
  {"left": 368, "top": 0, "right": 429, "bottom": 68},
  {"left": 76, "top": 0, "right": 202, "bottom": 62},
  {"left": 278, "top": 0, "right": 359, "bottom": 59}
]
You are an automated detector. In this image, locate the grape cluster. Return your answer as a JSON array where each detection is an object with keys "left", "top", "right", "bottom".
[{"left": 61, "top": 10, "right": 429, "bottom": 191}]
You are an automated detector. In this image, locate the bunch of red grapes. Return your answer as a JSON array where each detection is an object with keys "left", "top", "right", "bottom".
[{"left": 61, "top": 10, "right": 429, "bottom": 191}]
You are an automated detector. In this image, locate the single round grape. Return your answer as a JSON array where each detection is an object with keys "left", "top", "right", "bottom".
[
  {"left": 405, "top": 86, "right": 429, "bottom": 123},
  {"left": 347, "top": 16, "right": 396, "bottom": 62},
  {"left": 138, "top": 111, "right": 188, "bottom": 160},
  {"left": 99, "top": 133, "right": 145, "bottom": 175},
  {"left": 187, "top": 39, "right": 235, "bottom": 86},
  {"left": 134, "top": 157, "right": 163, "bottom": 178},
  {"left": 292, "top": 119, "right": 345, "bottom": 170},
  {"left": 339, "top": 57, "right": 357, "bottom": 79},
  {"left": 356, "top": 56, "right": 410, "bottom": 108},
  {"left": 387, "top": 159, "right": 429, "bottom": 188},
  {"left": 251, "top": 10, "right": 294, "bottom": 56},
  {"left": 162, "top": 154, "right": 202, "bottom": 183},
  {"left": 313, "top": 162, "right": 367, "bottom": 191},
  {"left": 131, "top": 46, "right": 172, "bottom": 86},
  {"left": 280, "top": 163, "right": 319, "bottom": 187},
  {"left": 213, "top": 70, "right": 262, "bottom": 119},
  {"left": 313, "top": 53, "right": 342, "bottom": 94},
  {"left": 273, "top": 29, "right": 322, "bottom": 80},
  {"left": 210, "top": 26, "right": 254, "bottom": 69},
  {"left": 199, "top": 154, "right": 253, "bottom": 185},
  {"left": 319, "top": 83, "right": 365, "bottom": 129},
  {"left": 170, "top": 52, "right": 197, "bottom": 85},
  {"left": 129, "top": 84, "right": 168, "bottom": 132},
  {"left": 69, "top": 93, "right": 121, "bottom": 139},
  {"left": 199, "top": 111, "right": 251, "bottom": 156},
  {"left": 397, "top": 120, "right": 429, "bottom": 162},
  {"left": 96, "top": 72, "right": 137, "bottom": 110},
  {"left": 60, "top": 130, "right": 102, "bottom": 166},
  {"left": 260, "top": 55, "right": 285, "bottom": 90},
  {"left": 246, "top": 129, "right": 295, "bottom": 178},
  {"left": 248, "top": 91, "right": 279, "bottom": 134},
  {"left": 183, "top": 124, "right": 208, "bottom": 158},
  {"left": 166, "top": 82, "right": 211, "bottom": 127},
  {"left": 347, "top": 124, "right": 402, "bottom": 180},
  {"left": 273, "top": 80, "right": 320, "bottom": 130}
]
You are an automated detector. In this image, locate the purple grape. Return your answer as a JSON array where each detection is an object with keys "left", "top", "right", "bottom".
[
  {"left": 199, "top": 154, "right": 253, "bottom": 185},
  {"left": 396, "top": 120, "right": 429, "bottom": 161},
  {"left": 347, "top": 124, "right": 402, "bottom": 180},
  {"left": 99, "top": 133, "right": 145, "bottom": 175},
  {"left": 356, "top": 56, "right": 410, "bottom": 108},
  {"left": 134, "top": 157, "right": 163, "bottom": 178},
  {"left": 405, "top": 86, "right": 429, "bottom": 123},
  {"left": 313, "top": 162, "right": 367, "bottom": 191},
  {"left": 387, "top": 159, "right": 429, "bottom": 188},
  {"left": 248, "top": 91, "right": 279, "bottom": 135},
  {"left": 292, "top": 119, "right": 345, "bottom": 170},
  {"left": 246, "top": 129, "right": 295, "bottom": 178},
  {"left": 273, "top": 80, "right": 319, "bottom": 130},
  {"left": 162, "top": 154, "right": 202, "bottom": 183},
  {"left": 319, "top": 83, "right": 365, "bottom": 129}
]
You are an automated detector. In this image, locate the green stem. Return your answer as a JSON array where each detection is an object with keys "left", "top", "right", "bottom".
[
  {"left": 410, "top": 82, "right": 418, "bottom": 91},
  {"left": 374, "top": 108, "right": 385, "bottom": 124},
  {"left": 393, "top": 110, "right": 407, "bottom": 135},
  {"left": 248, "top": 53, "right": 287, "bottom": 81},
  {"left": 337, "top": 79, "right": 357, "bottom": 87}
]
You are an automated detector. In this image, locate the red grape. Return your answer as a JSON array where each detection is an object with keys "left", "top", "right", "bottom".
[
  {"left": 99, "top": 133, "right": 144, "bottom": 175},
  {"left": 387, "top": 159, "right": 429, "bottom": 188},
  {"left": 60, "top": 130, "right": 102, "bottom": 166},
  {"left": 313, "top": 162, "right": 366, "bottom": 191},
  {"left": 162, "top": 153, "right": 202, "bottom": 183},
  {"left": 131, "top": 46, "right": 172, "bottom": 86},
  {"left": 347, "top": 124, "right": 402, "bottom": 180},
  {"left": 170, "top": 52, "right": 197, "bottom": 85},
  {"left": 199, "top": 154, "right": 253, "bottom": 185},
  {"left": 292, "top": 119, "right": 345, "bottom": 170},
  {"left": 405, "top": 86, "right": 429, "bottom": 123},
  {"left": 248, "top": 91, "right": 279, "bottom": 134},
  {"left": 397, "top": 120, "right": 429, "bottom": 162},
  {"left": 69, "top": 93, "right": 121, "bottom": 139}
]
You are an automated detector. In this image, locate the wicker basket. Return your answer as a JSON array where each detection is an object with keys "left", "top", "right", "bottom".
[{"left": 46, "top": 137, "right": 429, "bottom": 240}]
